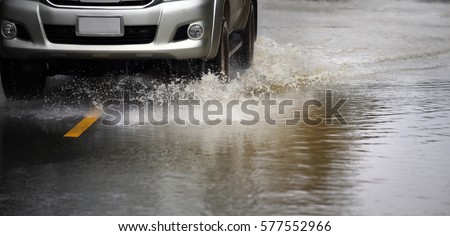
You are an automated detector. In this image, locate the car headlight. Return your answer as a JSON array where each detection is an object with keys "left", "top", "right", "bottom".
[
  {"left": 1, "top": 22, "right": 17, "bottom": 40},
  {"left": 188, "top": 24, "right": 204, "bottom": 40}
]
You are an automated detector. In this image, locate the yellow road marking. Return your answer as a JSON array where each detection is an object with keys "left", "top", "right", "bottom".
[{"left": 64, "top": 109, "right": 102, "bottom": 138}]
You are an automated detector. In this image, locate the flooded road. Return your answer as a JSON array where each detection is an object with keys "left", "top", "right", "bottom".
[{"left": 1, "top": 0, "right": 450, "bottom": 215}]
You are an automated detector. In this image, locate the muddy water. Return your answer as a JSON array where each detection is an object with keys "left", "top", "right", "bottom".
[{"left": 1, "top": 0, "right": 450, "bottom": 215}]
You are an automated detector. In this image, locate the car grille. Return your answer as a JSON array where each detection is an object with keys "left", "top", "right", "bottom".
[
  {"left": 173, "top": 25, "right": 189, "bottom": 42},
  {"left": 46, "top": 0, "right": 155, "bottom": 7},
  {"left": 44, "top": 25, "right": 157, "bottom": 45}
]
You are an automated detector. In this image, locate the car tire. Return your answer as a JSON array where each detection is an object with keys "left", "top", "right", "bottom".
[
  {"left": 207, "top": 20, "right": 230, "bottom": 81},
  {"left": 237, "top": 3, "right": 256, "bottom": 69},
  {"left": 1, "top": 59, "right": 47, "bottom": 99}
]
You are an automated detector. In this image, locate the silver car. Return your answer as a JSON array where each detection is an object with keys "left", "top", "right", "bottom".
[{"left": 0, "top": 0, "right": 257, "bottom": 98}]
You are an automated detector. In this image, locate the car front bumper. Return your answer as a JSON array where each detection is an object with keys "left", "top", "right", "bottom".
[{"left": 0, "top": 0, "right": 220, "bottom": 60}]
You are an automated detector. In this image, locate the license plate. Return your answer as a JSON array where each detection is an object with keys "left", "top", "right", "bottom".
[
  {"left": 76, "top": 16, "right": 124, "bottom": 37},
  {"left": 80, "top": 0, "right": 121, "bottom": 2}
]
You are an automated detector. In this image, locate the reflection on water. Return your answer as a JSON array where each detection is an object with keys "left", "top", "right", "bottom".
[
  {"left": 1, "top": 72, "right": 449, "bottom": 215},
  {"left": 1, "top": 0, "right": 450, "bottom": 215},
  {"left": 0, "top": 113, "right": 358, "bottom": 215}
]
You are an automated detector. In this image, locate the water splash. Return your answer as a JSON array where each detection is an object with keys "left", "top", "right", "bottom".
[{"left": 1, "top": 37, "right": 337, "bottom": 121}]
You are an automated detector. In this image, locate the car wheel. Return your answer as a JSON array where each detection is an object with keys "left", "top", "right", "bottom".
[
  {"left": 207, "top": 20, "right": 229, "bottom": 81},
  {"left": 1, "top": 59, "right": 47, "bottom": 100},
  {"left": 237, "top": 3, "right": 256, "bottom": 69}
]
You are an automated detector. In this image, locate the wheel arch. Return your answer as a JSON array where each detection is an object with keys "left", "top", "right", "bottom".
[{"left": 206, "top": 0, "right": 231, "bottom": 59}]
